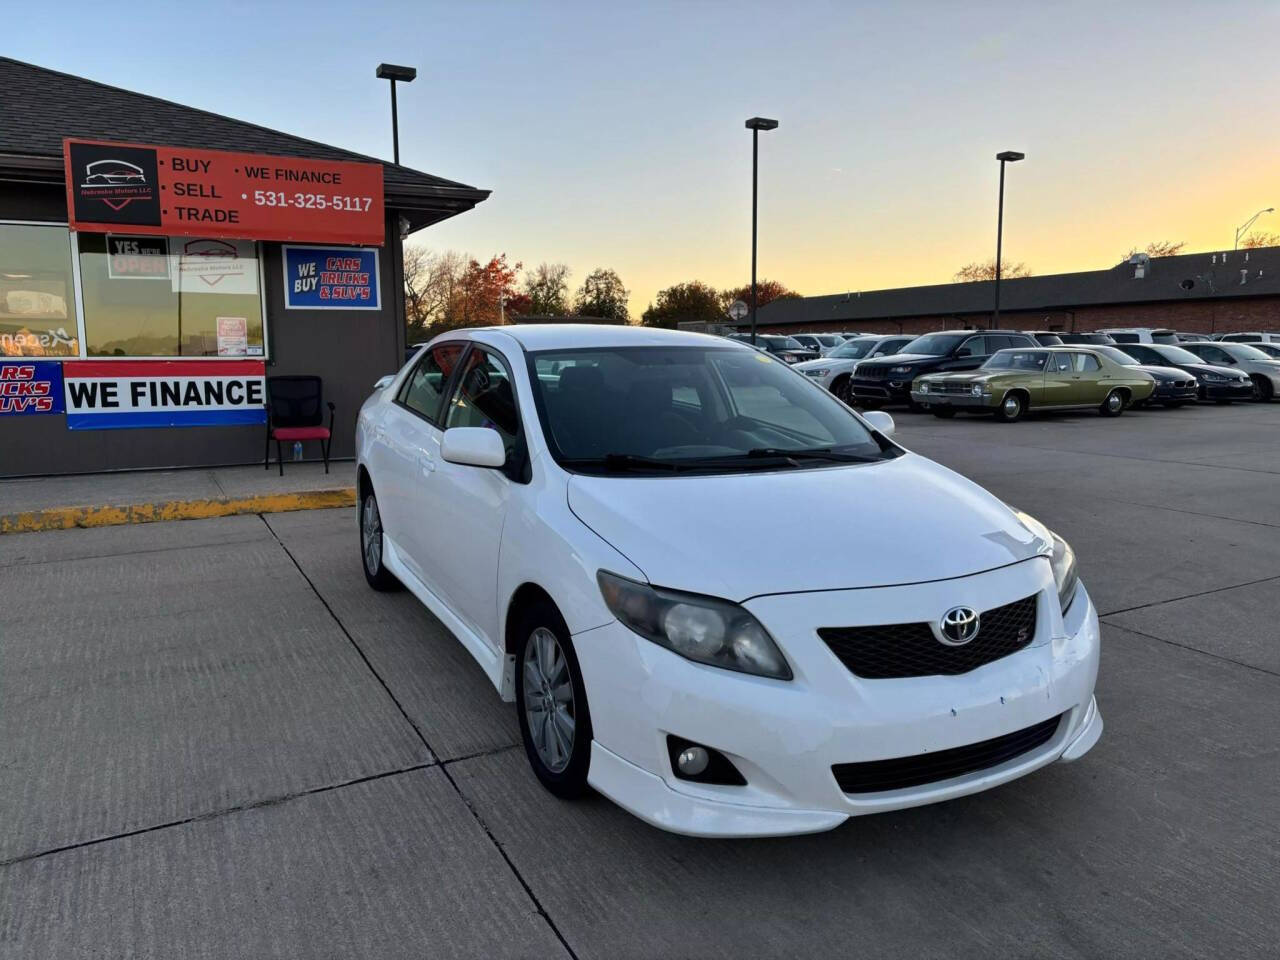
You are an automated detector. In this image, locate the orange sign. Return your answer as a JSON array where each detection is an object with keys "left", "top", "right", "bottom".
[{"left": 64, "top": 138, "right": 385, "bottom": 246}]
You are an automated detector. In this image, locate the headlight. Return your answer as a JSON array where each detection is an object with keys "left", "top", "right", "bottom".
[
  {"left": 1200, "top": 372, "right": 1223, "bottom": 382},
  {"left": 889, "top": 365, "right": 913, "bottom": 374},
  {"left": 970, "top": 383, "right": 984, "bottom": 397},
  {"left": 1012, "top": 511, "right": 1079, "bottom": 615},
  {"left": 918, "top": 382, "right": 930, "bottom": 393},
  {"left": 597, "top": 571, "right": 792, "bottom": 679},
  {"left": 807, "top": 368, "right": 830, "bottom": 377}
]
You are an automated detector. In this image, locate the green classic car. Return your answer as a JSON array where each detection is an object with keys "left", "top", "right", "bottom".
[{"left": 911, "top": 346, "right": 1155, "bottom": 421}]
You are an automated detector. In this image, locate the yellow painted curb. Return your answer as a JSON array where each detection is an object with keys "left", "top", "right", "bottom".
[{"left": 0, "top": 488, "right": 355, "bottom": 535}]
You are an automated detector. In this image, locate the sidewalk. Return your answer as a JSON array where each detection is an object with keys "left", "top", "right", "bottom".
[{"left": 0, "top": 462, "right": 355, "bottom": 534}]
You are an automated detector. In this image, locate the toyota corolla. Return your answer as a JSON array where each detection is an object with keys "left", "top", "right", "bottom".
[{"left": 356, "top": 325, "right": 1102, "bottom": 837}]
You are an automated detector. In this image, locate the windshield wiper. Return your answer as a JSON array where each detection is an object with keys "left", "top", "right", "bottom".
[
  {"left": 745, "top": 447, "right": 881, "bottom": 463},
  {"left": 560, "top": 453, "right": 687, "bottom": 472}
]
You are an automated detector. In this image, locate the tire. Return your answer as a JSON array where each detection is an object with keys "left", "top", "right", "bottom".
[
  {"left": 515, "top": 599, "right": 593, "bottom": 799},
  {"left": 1252, "top": 376, "right": 1274, "bottom": 402},
  {"left": 931, "top": 408, "right": 957, "bottom": 419},
  {"left": 831, "top": 375, "right": 853, "bottom": 405},
  {"left": 359, "top": 488, "right": 400, "bottom": 591},
  {"left": 1099, "top": 389, "right": 1126, "bottom": 417},
  {"left": 994, "top": 392, "right": 1024, "bottom": 422}
]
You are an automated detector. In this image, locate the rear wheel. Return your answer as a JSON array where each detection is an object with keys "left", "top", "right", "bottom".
[
  {"left": 515, "top": 600, "right": 593, "bottom": 799},
  {"left": 995, "top": 392, "right": 1024, "bottom": 422},
  {"left": 1100, "top": 389, "right": 1126, "bottom": 417},
  {"left": 360, "top": 489, "right": 400, "bottom": 591}
]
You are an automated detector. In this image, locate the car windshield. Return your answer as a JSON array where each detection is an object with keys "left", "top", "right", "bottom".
[
  {"left": 982, "top": 350, "right": 1048, "bottom": 371},
  {"left": 1153, "top": 345, "right": 1207, "bottom": 364},
  {"left": 526, "top": 345, "right": 896, "bottom": 475},
  {"left": 1249, "top": 343, "right": 1280, "bottom": 356},
  {"left": 829, "top": 338, "right": 879, "bottom": 359},
  {"left": 900, "top": 333, "right": 965, "bottom": 356},
  {"left": 1095, "top": 346, "right": 1139, "bottom": 366}
]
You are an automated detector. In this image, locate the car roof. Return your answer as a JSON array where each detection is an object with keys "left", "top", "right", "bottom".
[{"left": 480, "top": 324, "right": 747, "bottom": 352}]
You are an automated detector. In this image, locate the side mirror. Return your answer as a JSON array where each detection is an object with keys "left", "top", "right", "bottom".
[
  {"left": 373, "top": 374, "right": 394, "bottom": 390},
  {"left": 441, "top": 427, "right": 506, "bottom": 468},
  {"left": 862, "top": 410, "right": 895, "bottom": 437}
]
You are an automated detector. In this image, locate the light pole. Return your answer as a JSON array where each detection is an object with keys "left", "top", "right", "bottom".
[
  {"left": 1235, "top": 207, "right": 1274, "bottom": 250},
  {"left": 375, "top": 63, "right": 417, "bottom": 164},
  {"left": 745, "top": 117, "right": 779, "bottom": 344},
  {"left": 992, "top": 150, "right": 1024, "bottom": 329}
]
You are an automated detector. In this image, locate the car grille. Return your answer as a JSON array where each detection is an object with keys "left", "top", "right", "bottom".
[
  {"left": 929, "top": 381, "right": 972, "bottom": 395},
  {"left": 817, "top": 594, "right": 1038, "bottom": 679},
  {"left": 857, "top": 366, "right": 889, "bottom": 381},
  {"left": 831, "top": 713, "right": 1062, "bottom": 794}
]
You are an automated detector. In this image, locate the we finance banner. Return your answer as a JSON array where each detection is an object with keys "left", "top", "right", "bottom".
[{"left": 63, "top": 360, "right": 266, "bottom": 430}]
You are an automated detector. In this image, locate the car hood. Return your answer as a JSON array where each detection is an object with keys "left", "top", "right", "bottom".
[
  {"left": 565, "top": 454, "right": 1049, "bottom": 600},
  {"left": 1138, "top": 364, "right": 1194, "bottom": 380},
  {"left": 918, "top": 370, "right": 994, "bottom": 382},
  {"left": 794, "top": 357, "right": 861, "bottom": 373}
]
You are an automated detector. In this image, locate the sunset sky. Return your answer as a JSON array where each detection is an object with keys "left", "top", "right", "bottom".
[{"left": 12, "top": 0, "right": 1280, "bottom": 315}]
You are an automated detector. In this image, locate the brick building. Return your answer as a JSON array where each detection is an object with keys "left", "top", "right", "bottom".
[{"left": 733, "top": 247, "right": 1280, "bottom": 337}]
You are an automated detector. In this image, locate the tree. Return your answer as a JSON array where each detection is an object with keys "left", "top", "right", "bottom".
[
  {"left": 403, "top": 246, "right": 466, "bottom": 342},
  {"left": 1124, "top": 240, "right": 1186, "bottom": 260},
  {"left": 448, "top": 254, "right": 522, "bottom": 330},
  {"left": 717, "top": 280, "right": 801, "bottom": 313},
  {"left": 1240, "top": 232, "right": 1280, "bottom": 250},
  {"left": 641, "top": 281, "right": 723, "bottom": 329},
  {"left": 574, "top": 268, "right": 630, "bottom": 323},
  {"left": 954, "top": 260, "right": 1033, "bottom": 282},
  {"left": 521, "top": 262, "right": 572, "bottom": 316}
]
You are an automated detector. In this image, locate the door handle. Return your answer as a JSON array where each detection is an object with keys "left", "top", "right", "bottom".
[{"left": 418, "top": 454, "right": 435, "bottom": 475}]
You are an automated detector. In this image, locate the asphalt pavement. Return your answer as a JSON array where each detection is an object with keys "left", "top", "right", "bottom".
[{"left": 2, "top": 401, "right": 1277, "bottom": 958}]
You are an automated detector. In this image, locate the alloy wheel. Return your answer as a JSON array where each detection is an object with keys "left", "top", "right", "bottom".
[
  {"left": 362, "top": 495, "right": 382, "bottom": 575},
  {"left": 1107, "top": 391, "right": 1123, "bottom": 413},
  {"left": 523, "top": 627, "right": 576, "bottom": 773}
]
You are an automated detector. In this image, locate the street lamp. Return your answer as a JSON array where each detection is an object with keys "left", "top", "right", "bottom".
[
  {"left": 1234, "top": 207, "right": 1275, "bottom": 250},
  {"left": 745, "top": 117, "right": 779, "bottom": 344},
  {"left": 991, "top": 150, "right": 1025, "bottom": 328},
  {"left": 375, "top": 63, "right": 417, "bottom": 164}
]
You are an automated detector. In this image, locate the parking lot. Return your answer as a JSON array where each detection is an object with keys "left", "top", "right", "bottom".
[{"left": 3, "top": 401, "right": 1278, "bottom": 959}]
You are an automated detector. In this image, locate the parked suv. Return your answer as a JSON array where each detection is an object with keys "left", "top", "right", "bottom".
[
  {"left": 1219, "top": 332, "right": 1280, "bottom": 344},
  {"left": 1096, "top": 328, "right": 1179, "bottom": 345},
  {"left": 851, "top": 330, "right": 1038, "bottom": 407},
  {"left": 794, "top": 334, "right": 916, "bottom": 402}
]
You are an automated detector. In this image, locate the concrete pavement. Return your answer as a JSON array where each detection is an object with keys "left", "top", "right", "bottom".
[{"left": 2, "top": 401, "right": 1277, "bottom": 958}]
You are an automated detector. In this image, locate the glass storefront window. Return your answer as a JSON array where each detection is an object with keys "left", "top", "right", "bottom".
[
  {"left": 78, "top": 234, "right": 265, "bottom": 357},
  {"left": 0, "top": 224, "right": 79, "bottom": 357}
]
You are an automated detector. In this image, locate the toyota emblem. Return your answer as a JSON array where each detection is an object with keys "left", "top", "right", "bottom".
[{"left": 939, "top": 606, "right": 981, "bottom": 646}]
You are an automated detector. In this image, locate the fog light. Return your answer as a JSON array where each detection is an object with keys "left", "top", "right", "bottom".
[{"left": 677, "top": 746, "right": 709, "bottom": 776}]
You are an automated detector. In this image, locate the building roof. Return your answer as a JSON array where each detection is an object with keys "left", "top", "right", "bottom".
[
  {"left": 741, "top": 246, "right": 1280, "bottom": 328},
  {"left": 0, "top": 57, "right": 489, "bottom": 232}
]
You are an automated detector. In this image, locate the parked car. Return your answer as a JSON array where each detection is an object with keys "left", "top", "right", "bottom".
[
  {"left": 1092, "top": 345, "right": 1198, "bottom": 407},
  {"left": 726, "top": 333, "right": 817, "bottom": 364},
  {"left": 1056, "top": 332, "right": 1116, "bottom": 345},
  {"left": 793, "top": 334, "right": 915, "bottom": 402},
  {"left": 790, "top": 333, "right": 846, "bottom": 356},
  {"left": 356, "top": 324, "right": 1102, "bottom": 836},
  {"left": 1114, "top": 343, "right": 1254, "bottom": 402},
  {"left": 913, "top": 347, "right": 1154, "bottom": 421},
  {"left": 1096, "top": 327, "right": 1179, "bottom": 345},
  {"left": 1219, "top": 332, "right": 1280, "bottom": 343},
  {"left": 1179, "top": 341, "right": 1280, "bottom": 401},
  {"left": 851, "top": 330, "right": 1039, "bottom": 408},
  {"left": 1174, "top": 332, "right": 1213, "bottom": 343},
  {"left": 1022, "top": 330, "right": 1065, "bottom": 346}
]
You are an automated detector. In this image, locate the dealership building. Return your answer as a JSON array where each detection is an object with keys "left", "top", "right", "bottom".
[
  {"left": 735, "top": 246, "right": 1280, "bottom": 337},
  {"left": 0, "top": 57, "right": 488, "bottom": 477}
]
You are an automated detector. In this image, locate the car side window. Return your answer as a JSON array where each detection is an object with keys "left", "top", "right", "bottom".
[
  {"left": 398, "top": 342, "right": 465, "bottom": 423},
  {"left": 956, "top": 336, "right": 986, "bottom": 358},
  {"left": 1073, "top": 353, "right": 1101, "bottom": 373},
  {"left": 445, "top": 347, "right": 521, "bottom": 441},
  {"left": 1199, "top": 346, "right": 1232, "bottom": 364},
  {"left": 1050, "top": 352, "right": 1072, "bottom": 373},
  {"left": 987, "top": 335, "right": 1013, "bottom": 351}
]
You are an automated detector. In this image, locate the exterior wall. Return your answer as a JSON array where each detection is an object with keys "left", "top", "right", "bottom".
[
  {"left": 0, "top": 183, "right": 406, "bottom": 477},
  {"left": 754, "top": 296, "right": 1280, "bottom": 337}
]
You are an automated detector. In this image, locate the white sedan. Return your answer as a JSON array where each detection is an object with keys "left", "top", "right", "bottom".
[
  {"left": 792, "top": 334, "right": 916, "bottom": 402},
  {"left": 1180, "top": 341, "right": 1280, "bottom": 401},
  {"left": 356, "top": 325, "right": 1102, "bottom": 837}
]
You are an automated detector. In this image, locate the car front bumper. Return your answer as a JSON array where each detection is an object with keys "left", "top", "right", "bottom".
[
  {"left": 573, "top": 559, "right": 1102, "bottom": 837},
  {"left": 851, "top": 378, "right": 914, "bottom": 403},
  {"left": 910, "top": 389, "right": 993, "bottom": 409},
  {"left": 1199, "top": 381, "right": 1254, "bottom": 400}
]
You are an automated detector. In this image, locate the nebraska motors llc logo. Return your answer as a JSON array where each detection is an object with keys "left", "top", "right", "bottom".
[{"left": 67, "top": 141, "right": 162, "bottom": 226}]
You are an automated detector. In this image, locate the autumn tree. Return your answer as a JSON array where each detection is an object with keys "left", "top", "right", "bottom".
[
  {"left": 574, "top": 268, "right": 630, "bottom": 323},
  {"left": 954, "top": 260, "right": 1033, "bottom": 282},
  {"left": 521, "top": 262, "right": 572, "bottom": 316},
  {"left": 403, "top": 246, "right": 466, "bottom": 342},
  {"left": 641, "top": 281, "right": 723, "bottom": 329},
  {"left": 717, "top": 280, "right": 801, "bottom": 313},
  {"left": 1240, "top": 232, "right": 1280, "bottom": 250},
  {"left": 1124, "top": 240, "right": 1186, "bottom": 260},
  {"left": 450, "top": 254, "right": 521, "bottom": 330}
]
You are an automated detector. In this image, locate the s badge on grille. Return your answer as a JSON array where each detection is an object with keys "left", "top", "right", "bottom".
[{"left": 938, "top": 606, "right": 981, "bottom": 646}]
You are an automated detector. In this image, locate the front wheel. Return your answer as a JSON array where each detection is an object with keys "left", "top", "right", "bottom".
[
  {"left": 1099, "top": 389, "right": 1126, "bottom": 417},
  {"left": 1253, "top": 377, "right": 1275, "bottom": 402},
  {"left": 831, "top": 375, "right": 854, "bottom": 405},
  {"left": 359, "top": 489, "right": 399, "bottom": 591},
  {"left": 516, "top": 601, "right": 593, "bottom": 799},
  {"left": 994, "top": 392, "right": 1024, "bottom": 422}
]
